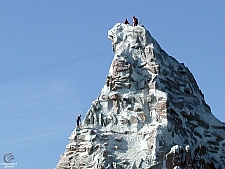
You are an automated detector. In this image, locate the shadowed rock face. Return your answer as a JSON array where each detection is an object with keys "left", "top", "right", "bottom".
[{"left": 55, "top": 23, "right": 225, "bottom": 169}]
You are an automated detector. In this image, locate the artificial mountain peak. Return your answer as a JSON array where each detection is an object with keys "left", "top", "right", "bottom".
[{"left": 55, "top": 23, "right": 225, "bottom": 169}]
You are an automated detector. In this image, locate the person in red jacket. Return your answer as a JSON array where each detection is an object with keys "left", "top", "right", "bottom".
[
  {"left": 124, "top": 18, "right": 129, "bottom": 25},
  {"left": 132, "top": 16, "right": 138, "bottom": 26}
]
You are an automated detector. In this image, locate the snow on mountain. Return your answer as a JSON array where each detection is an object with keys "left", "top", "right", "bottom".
[{"left": 55, "top": 23, "right": 225, "bottom": 169}]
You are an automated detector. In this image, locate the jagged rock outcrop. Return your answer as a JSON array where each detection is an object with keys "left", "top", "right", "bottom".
[{"left": 55, "top": 23, "right": 225, "bottom": 169}]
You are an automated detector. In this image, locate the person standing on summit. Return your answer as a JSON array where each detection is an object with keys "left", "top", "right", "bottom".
[
  {"left": 124, "top": 18, "right": 129, "bottom": 25},
  {"left": 132, "top": 16, "right": 138, "bottom": 26}
]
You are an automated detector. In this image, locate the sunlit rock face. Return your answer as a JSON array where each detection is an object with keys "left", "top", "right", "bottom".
[{"left": 55, "top": 23, "right": 225, "bottom": 169}]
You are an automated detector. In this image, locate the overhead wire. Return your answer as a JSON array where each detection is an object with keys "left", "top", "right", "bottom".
[{"left": 0, "top": 50, "right": 112, "bottom": 83}]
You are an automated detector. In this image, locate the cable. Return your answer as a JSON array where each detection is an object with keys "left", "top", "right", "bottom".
[{"left": 0, "top": 50, "right": 112, "bottom": 83}]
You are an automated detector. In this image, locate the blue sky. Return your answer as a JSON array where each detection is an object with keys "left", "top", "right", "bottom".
[{"left": 0, "top": 1, "right": 225, "bottom": 168}]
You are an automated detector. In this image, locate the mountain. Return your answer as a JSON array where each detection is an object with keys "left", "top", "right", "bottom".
[{"left": 55, "top": 23, "right": 225, "bottom": 169}]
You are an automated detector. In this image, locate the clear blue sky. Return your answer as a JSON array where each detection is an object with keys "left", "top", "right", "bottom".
[{"left": 0, "top": 1, "right": 225, "bottom": 168}]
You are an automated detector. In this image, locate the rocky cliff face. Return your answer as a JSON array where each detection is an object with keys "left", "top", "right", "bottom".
[{"left": 55, "top": 23, "right": 225, "bottom": 169}]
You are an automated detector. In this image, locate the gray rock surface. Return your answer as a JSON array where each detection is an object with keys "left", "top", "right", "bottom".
[{"left": 55, "top": 23, "right": 225, "bottom": 169}]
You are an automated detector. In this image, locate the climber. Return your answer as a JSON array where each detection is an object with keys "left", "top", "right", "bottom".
[
  {"left": 132, "top": 16, "right": 138, "bottom": 26},
  {"left": 76, "top": 114, "right": 82, "bottom": 129},
  {"left": 124, "top": 18, "right": 129, "bottom": 25}
]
